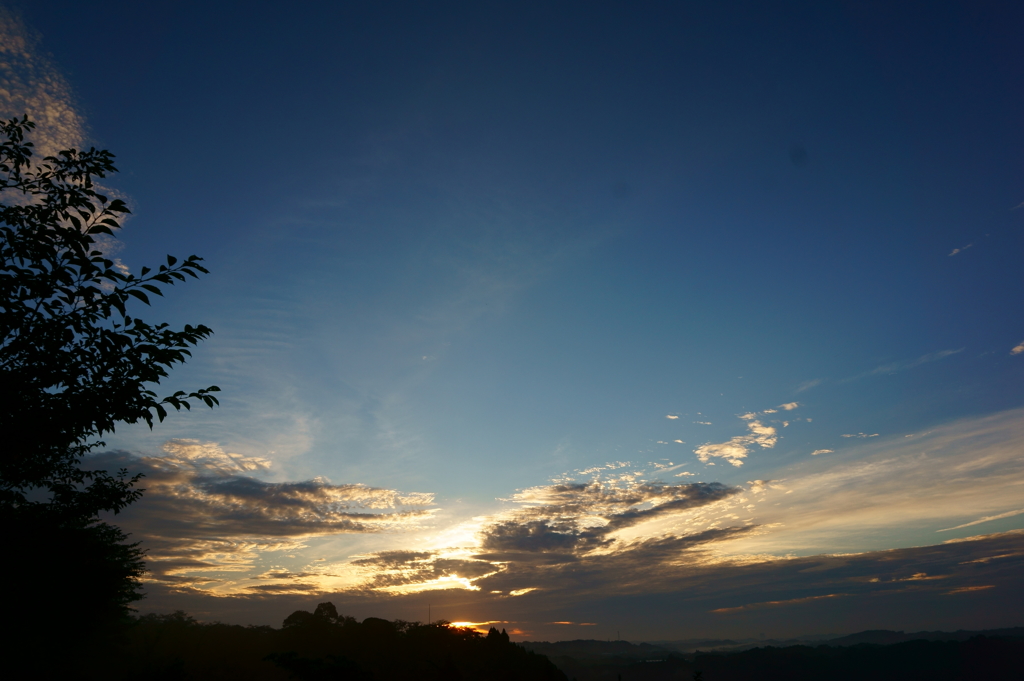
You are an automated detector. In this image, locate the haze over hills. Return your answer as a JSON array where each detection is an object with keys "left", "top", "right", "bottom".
[
  {"left": 522, "top": 626, "right": 1024, "bottom": 657},
  {"left": 522, "top": 628, "right": 1024, "bottom": 681}
]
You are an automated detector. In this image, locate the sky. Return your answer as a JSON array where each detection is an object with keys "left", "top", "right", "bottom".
[{"left": 4, "top": 0, "right": 1024, "bottom": 641}]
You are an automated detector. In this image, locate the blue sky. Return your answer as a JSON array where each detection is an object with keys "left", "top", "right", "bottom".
[{"left": 5, "top": 1, "right": 1024, "bottom": 639}]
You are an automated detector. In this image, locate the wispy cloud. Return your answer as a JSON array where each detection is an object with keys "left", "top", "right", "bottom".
[
  {"left": 835, "top": 349, "right": 963, "bottom": 386},
  {"left": 945, "top": 585, "right": 995, "bottom": 595},
  {"left": 711, "top": 593, "right": 848, "bottom": 614},
  {"left": 868, "top": 349, "right": 964, "bottom": 377},
  {"left": 841, "top": 433, "right": 878, "bottom": 438},
  {"left": 1011, "top": 341, "right": 1024, "bottom": 356},
  {"left": 937, "top": 509, "right": 1024, "bottom": 533},
  {"left": 948, "top": 244, "right": 973, "bottom": 256},
  {"left": 810, "top": 449, "right": 833, "bottom": 456},
  {"left": 795, "top": 379, "right": 823, "bottom": 393},
  {"left": 665, "top": 415, "right": 679, "bottom": 420}
]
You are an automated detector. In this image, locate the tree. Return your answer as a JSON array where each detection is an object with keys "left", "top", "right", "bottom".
[{"left": 0, "top": 115, "right": 220, "bottom": 635}]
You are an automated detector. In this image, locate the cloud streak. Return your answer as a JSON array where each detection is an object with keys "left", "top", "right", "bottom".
[
  {"left": 710, "top": 592, "right": 848, "bottom": 614},
  {"left": 868, "top": 349, "right": 964, "bottom": 377},
  {"left": 937, "top": 509, "right": 1024, "bottom": 533}
]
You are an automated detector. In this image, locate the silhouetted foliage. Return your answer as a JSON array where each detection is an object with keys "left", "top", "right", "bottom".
[
  {"left": 0, "top": 115, "right": 218, "bottom": 647},
  {"left": 269, "top": 604, "right": 565, "bottom": 680},
  {"left": 84, "top": 604, "right": 566, "bottom": 680}
]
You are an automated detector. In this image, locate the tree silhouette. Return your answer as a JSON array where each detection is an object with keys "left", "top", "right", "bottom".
[
  {"left": 267, "top": 605, "right": 567, "bottom": 680},
  {"left": 0, "top": 115, "right": 219, "bottom": 649}
]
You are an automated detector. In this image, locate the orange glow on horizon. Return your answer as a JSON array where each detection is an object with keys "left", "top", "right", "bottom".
[{"left": 448, "top": 620, "right": 510, "bottom": 633}]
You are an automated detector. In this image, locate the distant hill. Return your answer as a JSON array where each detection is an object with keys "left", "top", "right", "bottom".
[
  {"left": 521, "top": 628, "right": 1024, "bottom": 680},
  {"left": 824, "top": 627, "right": 1024, "bottom": 647},
  {"left": 522, "top": 626, "right": 1024, "bottom": 659},
  {"left": 522, "top": 639, "right": 676, "bottom": 659}
]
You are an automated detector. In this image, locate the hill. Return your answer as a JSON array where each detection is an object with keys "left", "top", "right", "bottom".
[{"left": 520, "top": 628, "right": 1024, "bottom": 681}]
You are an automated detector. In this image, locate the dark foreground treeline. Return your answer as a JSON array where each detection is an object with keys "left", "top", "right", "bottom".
[
  {"left": 538, "top": 635, "right": 1024, "bottom": 681},
  {"left": 51, "top": 602, "right": 566, "bottom": 680}
]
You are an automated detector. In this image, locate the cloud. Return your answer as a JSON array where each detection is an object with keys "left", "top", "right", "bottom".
[
  {"left": 711, "top": 593, "right": 848, "bottom": 614},
  {"left": 479, "top": 478, "right": 742, "bottom": 556},
  {"left": 948, "top": 244, "right": 972, "bottom": 256},
  {"left": 135, "top": 522, "right": 1024, "bottom": 640},
  {"left": 708, "top": 409, "right": 1024, "bottom": 559},
  {"left": 810, "top": 449, "right": 834, "bottom": 456},
  {"left": 0, "top": 8, "right": 85, "bottom": 156},
  {"left": 740, "top": 403, "right": 798, "bottom": 422},
  {"left": 937, "top": 509, "right": 1024, "bottom": 533},
  {"left": 841, "top": 433, "right": 878, "bottom": 438},
  {"left": 90, "top": 442, "right": 435, "bottom": 590},
  {"left": 694, "top": 419, "right": 778, "bottom": 467},
  {"left": 346, "top": 550, "right": 500, "bottom": 593},
  {"left": 472, "top": 526, "right": 763, "bottom": 602},
  {"left": 117, "top": 412, "right": 1024, "bottom": 641},
  {"left": 483, "top": 519, "right": 584, "bottom": 554},
  {"left": 123, "top": 412, "right": 1024, "bottom": 640},
  {"left": 747, "top": 479, "right": 779, "bottom": 495},
  {"left": 110, "top": 452, "right": 763, "bottom": 600},
  {"left": 310, "top": 466, "right": 751, "bottom": 600},
  {"left": 157, "top": 439, "right": 272, "bottom": 474},
  {"left": 1011, "top": 341, "right": 1024, "bottom": 356},
  {"left": 430, "top": 527, "right": 1022, "bottom": 628},
  {"left": 862, "top": 349, "right": 964, "bottom": 378},
  {"left": 795, "top": 379, "right": 823, "bottom": 393},
  {"left": 944, "top": 585, "right": 995, "bottom": 595},
  {"left": 665, "top": 415, "right": 679, "bottom": 419}
]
